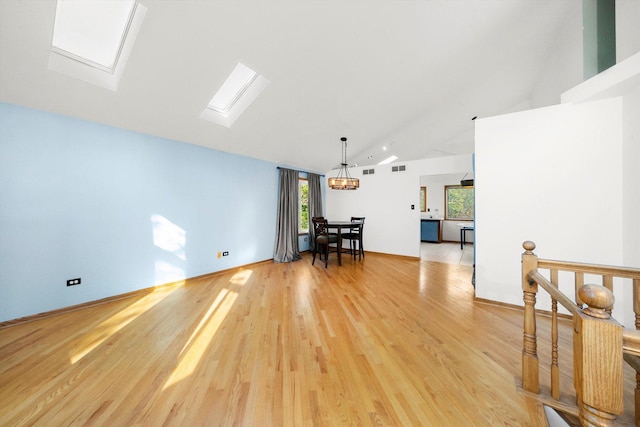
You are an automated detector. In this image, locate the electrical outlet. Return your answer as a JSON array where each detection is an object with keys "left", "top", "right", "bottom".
[
  {"left": 222, "top": 251, "right": 229, "bottom": 256},
  {"left": 67, "top": 278, "right": 81, "bottom": 286}
]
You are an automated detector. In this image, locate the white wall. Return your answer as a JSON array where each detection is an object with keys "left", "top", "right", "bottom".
[
  {"left": 622, "top": 85, "right": 640, "bottom": 267},
  {"left": 325, "top": 155, "right": 472, "bottom": 258},
  {"left": 475, "top": 98, "right": 624, "bottom": 317},
  {"left": 477, "top": 46, "right": 640, "bottom": 328},
  {"left": 622, "top": 82, "right": 640, "bottom": 327},
  {"left": 529, "top": 4, "right": 583, "bottom": 109},
  {"left": 617, "top": 0, "right": 640, "bottom": 63},
  {"left": 528, "top": 0, "right": 640, "bottom": 107}
]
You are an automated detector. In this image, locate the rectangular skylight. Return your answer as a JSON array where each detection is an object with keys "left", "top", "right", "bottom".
[
  {"left": 48, "top": 0, "right": 146, "bottom": 91},
  {"left": 52, "top": 0, "right": 136, "bottom": 72},
  {"left": 206, "top": 63, "right": 258, "bottom": 116},
  {"left": 200, "top": 62, "right": 270, "bottom": 128}
]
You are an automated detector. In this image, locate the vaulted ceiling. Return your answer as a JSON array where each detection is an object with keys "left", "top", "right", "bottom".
[{"left": 0, "top": 0, "right": 579, "bottom": 173}]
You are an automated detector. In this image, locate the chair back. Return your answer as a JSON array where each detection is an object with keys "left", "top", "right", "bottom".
[
  {"left": 312, "top": 217, "right": 329, "bottom": 237},
  {"left": 350, "top": 216, "right": 365, "bottom": 233}
]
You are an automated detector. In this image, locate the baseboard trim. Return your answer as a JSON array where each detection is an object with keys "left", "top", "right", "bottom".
[
  {"left": 0, "top": 258, "right": 273, "bottom": 329},
  {"left": 474, "top": 297, "right": 573, "bottom": 320},
  {"left": 302, "top": 249, "right": 419, "bottom": 262},
  {"left": 365, "top": 251, "right": 420, "bottom": 261}
]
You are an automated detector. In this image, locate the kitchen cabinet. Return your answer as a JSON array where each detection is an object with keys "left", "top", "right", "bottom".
[{"left": 421, "top": 219, "right": 442, "bottom": 243}]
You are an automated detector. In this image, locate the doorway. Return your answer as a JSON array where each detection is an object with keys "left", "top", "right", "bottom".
[{"left": 419, "top": 172, "right": 474, "bottom": 266}]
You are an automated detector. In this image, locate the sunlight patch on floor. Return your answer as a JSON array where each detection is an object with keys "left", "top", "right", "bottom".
[
  {"left": 70, "top": 285, "right": 181, "bottom": 364},
  {"left": 163, "top": 287, "right": 239, "bottom": 389},
  {"left": 229, "top": 269, "right": 252, "bottom": 287}
]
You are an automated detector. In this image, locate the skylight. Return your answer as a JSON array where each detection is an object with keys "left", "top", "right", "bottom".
[
  {"left": 200, "top": 63, "right": 270, "bottom": 128},
  {"left": 52, "top": 0, "right": 135, "bottom": 71},
  {"left": 207, "top": 64, "right": 258, "bottom": 115},
  {"left": 48, "top": 0, "right": 147, "bottom": 91}
]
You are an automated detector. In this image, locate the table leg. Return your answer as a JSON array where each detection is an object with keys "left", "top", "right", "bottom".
[{"left": 337, "top": 228, "right": 342, "bottom": 266}]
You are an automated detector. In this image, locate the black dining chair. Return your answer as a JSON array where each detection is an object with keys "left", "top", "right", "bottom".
[
  {"left": 342, "top": 217, "right": 365, "bottom": 261},
  {"left": 311, "top": 217, "right": 338, "bottom": 268}
]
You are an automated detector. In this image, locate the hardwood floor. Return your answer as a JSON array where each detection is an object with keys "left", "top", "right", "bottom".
[{"left": 0, "top": 252, "right": 626, "bottom": 426}]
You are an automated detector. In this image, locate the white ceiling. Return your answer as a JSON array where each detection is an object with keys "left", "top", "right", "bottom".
[{"left": 0, "top": 0, "right": 579, "bottom": 173}]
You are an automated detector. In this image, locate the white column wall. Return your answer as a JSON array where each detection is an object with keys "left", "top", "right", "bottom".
[
  {"left": 474, "top": 98, "right": 624, "bottom": 318},
  {"left": 622, "top": 83, "right": 640, "bottom": 327}
]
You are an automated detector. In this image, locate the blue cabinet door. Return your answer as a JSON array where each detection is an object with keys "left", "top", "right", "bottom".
[{"left": 421, "top": 220, "right": 440, "bottom": 243}]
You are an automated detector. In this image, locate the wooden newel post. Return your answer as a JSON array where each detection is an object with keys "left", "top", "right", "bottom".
[
  {"left": 522, "top": 240, "right": 539, "bottom": 393},
  {"left": 574, "top": 285, "right": 623, "bottom": 427}
]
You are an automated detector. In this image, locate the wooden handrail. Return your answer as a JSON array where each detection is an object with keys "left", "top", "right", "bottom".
[
  {"left": 521, "top": 241, "right": 639, "bottom": 426},
  {"left": 623, "top": 329, "right": 640, "bottom": 358},
  {"left": 527, "top": 270, "right": 580, "bottom": 316},
  {"left": 538, "top": 259, "right": 640, "bottom": 279}
]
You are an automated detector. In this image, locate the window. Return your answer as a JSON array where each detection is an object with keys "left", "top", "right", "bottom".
[
  {"left": 206, "top": 63, "right": 258, "bottom": 116},
  {"left": 445, "top": 185, "right": 474, "bottom": 220},
  {"left": 48, "top": 0, "right": 147, "bottom": 91},
  {"left": 299, "top": 178, "right": 309, "bottom": 234},
  {"left": 420, "top": 186, "right": 427, "bottom": 212},
  {"left": 52, "top": 0, "right": 136, "bottom": 71},
  {"left": 200, "top": 63, "right": 270, "bottom": 128}
]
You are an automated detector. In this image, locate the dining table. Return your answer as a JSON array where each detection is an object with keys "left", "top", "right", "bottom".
[
  {"left": 325, "top": 220, "right": 363, "bottom": 266},
  {"left": 458, "top": 223, "right": 474, "bottom": 250}
]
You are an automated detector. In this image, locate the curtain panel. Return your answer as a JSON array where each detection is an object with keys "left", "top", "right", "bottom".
[
  {"left": 273, "top": 168, "right": 302, "bottom": 263},
  {"left": 307, "top": 173, "right": 323, "bottom": 250}
]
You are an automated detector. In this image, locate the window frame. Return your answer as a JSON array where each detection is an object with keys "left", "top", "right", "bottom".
[{"left": 444, "top": 184, "right": 475, "bottom": 221}]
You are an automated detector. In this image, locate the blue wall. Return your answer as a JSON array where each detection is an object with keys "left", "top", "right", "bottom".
[{"left": 0, "top": 103, "right": 279, "bottom": 322}]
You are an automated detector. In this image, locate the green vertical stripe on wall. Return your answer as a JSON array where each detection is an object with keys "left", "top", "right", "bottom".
[{"left": 583, "top": 0, "right": 616, "bottom": 80}]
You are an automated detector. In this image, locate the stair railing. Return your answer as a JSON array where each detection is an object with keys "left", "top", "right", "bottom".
[{"left": 521, "top": 241, "right": 640, "bottom": 426}]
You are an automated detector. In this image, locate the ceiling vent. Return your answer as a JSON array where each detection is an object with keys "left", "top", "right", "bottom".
[{"left": 391, "top": 165, "right": 406, "bottom": 172}]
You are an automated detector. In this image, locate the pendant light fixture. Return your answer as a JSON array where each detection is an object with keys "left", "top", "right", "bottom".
[
  {"left": 328, "top": 137, "right": 359, "bottom": 190},
  {"left": 460, "top": 172, "right": 474, "bottom": 187}
]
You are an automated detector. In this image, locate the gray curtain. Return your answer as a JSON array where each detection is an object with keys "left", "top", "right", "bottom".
[
  {"left": 273, "top": 168, "right": 302, "bottom": 263},
  {"left": 307, "top": 173, "right": 323, "bottom": 250}
]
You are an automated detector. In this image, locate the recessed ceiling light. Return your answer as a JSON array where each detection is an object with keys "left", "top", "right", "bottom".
[
  {"left": 382, "top": 146, "right": 387, "bottom": 151},
  {"left": 378, "top": 155, "right": 398, "bottom": 165}
]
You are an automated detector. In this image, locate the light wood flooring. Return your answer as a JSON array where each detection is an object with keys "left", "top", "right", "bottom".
[{"left": 0, "top": 252, "right": 633, "bottom": 426}]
